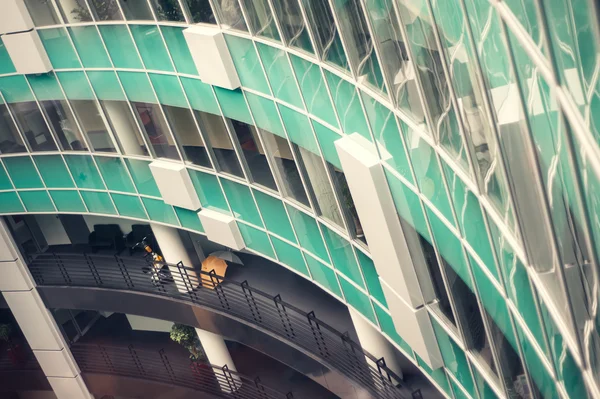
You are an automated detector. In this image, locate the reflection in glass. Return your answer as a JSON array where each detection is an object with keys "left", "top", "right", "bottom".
[
  {"left": 23, "top": 0, "right": 61, "bottom": 26},
  {"left": 100, "top": 100, "right": 148, "bottom": 156},
  {"left": 132, "top": 102, "right": 179, "bottom": 160},
  {"left": 162, "top": 105, "right": 210, "bottom": 168},
  {"left": 241, "top": 0, "right": 280, "bottom": 40},
  {"left": 56, "top": 0, "right": 93, "bottom": 23},
  {"left": 182, "top": 0, "right": 215, "bottom": 23},
  {"left": 9, "top": 101, "right": 57, "bottom": 152},
  {"left": 87, "top": 0, "right": 123, "bottom": 20},
  {"left": 302, "top": 0, "right": 348, "bottom": 70},
  {"left": 212, "top": 0, "right": 248, "bottom": 31},
  {"left": 71, "top": 100, "right": 116, "bottom": 153},
  {"left": 40, "top": 100, "right": 88, "bottom": 151},
  {"left": 195, "top": 111, "right": 244, "bottom": 177},
  {"left": 0, "top": 105, "right": 26, "bottom": 154},
  {"left": 119, "top": 0, "right": 154, "bottom": 20},
  {"left": 271, "top": 0, "right": 313, "bottom": 53},
  {"left": 331, "top": 169, "right": 364, "bottom": 243},
  {"left": 149, "top": 0, "right": 186, "bottom": 21}
]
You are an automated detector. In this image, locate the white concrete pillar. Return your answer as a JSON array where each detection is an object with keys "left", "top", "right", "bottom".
[
  {"left": 0, "top": 220, "right": 93, "bottom": 399},
  {"left": 195, "top": 327, "right": 241, "bottom": 392},
  {"left": 151, "top": 223, "right": 200, "bottom": 293},
  {"left": 103, "top": 101, "right": 145, "bottom": 156}
]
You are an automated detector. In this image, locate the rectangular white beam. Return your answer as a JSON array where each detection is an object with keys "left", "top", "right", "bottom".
[
  {"left": 0, "top": 0, "right": 34, "bottom": 34},
  {"left": 149, "top": 160, "right": 201, "bottom": 210},
  {"left": 2, "top": 31, "right": 52, "bottom": 75},
  {"left": 198, "top": 209, "right": 245, "bottom": 250}
]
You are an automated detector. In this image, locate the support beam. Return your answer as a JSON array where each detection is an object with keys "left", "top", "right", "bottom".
[{"left": 195, "top": 327, "right": 241, "bottom": 392}]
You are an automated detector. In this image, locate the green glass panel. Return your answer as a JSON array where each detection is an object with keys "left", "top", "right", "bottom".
[
  {"left": 373, "top": 303, "right": 411, "bottom": 354},
  {"left": 117, "top": 72, "right": 156, "bottom": 103},
  {"left": 450, "top": 379, "right": 470, "bottom": 399},
  {"left": 324, "top": 71, "right": 370, "bottom": 140},
  {"left": 0, "top": 162, "right": 13, "bottom": 190},
  {"left": 174, "top": 206, "right": 204, "bottom": 232},
  {"left": 339, "top": 277, "right": 376, "bottom": 323},
  {"left": 256, "top": 43, "right": 303, "bottom": 108},
  {"left": 98, "top": 25, "right": 143, "bottom": 69},
  {"left": 68, "top": 26, "right": 111, "bottom": 68},
  {"left": 237, "top": 223, "right": 274, "bottom": 257},
  {"left": 189, "top": 170, "right": 228, "bottom": 212},
  {"left": 19, "top": 190, "right": 55, "bottom": 212},
  {"left": 0, "top": 41, "right": 15, "bottom": 74},
  {"left": 286, "top": 205, "right": 328, "bottom": 261},
  {"left": 95, "top": 156, "right": 135, "bottom": 193},
  {"left": 471, "top": 365, "right": 498, "bottom": 399},
  {"left": 142, "top": 197, "right": 179, "bottom": 225},
  {"left": 149, "top": 74, "right": 187, "bottom": 108},
  {"left": 290, "top": 55, "right": 337, "bottom": 126},
  {"left": 56, "top": 72, "right": 94, "bottom": 100},
  {"left": 312, "top": 121, "right": 342, "bottom": 169},
  {"left": 356, "top": 251, "right": 386, "bottom": 306},
  {"left": 415, "top": 354, "right": 451, "bottom": 395},
  {"left": 224, "top": 35, "right": 270, "bottom": 94},
  {"left": 64, "top": 155, "right": 105, "bottom": 189},
  {"left": 80, "top": 190, "right": 116, "bottom": 214},
  {"left": 245, "top": 93, "right": 285, "bottom": 137},
  {"left": 321, "top": 225, "right": 363, "bottom": 288},
  {"left": 432, "top": 319, "right": 475, "bottom": 393},
  {"left": 220, "top": 179, "right": 262, "bottom": 226},
  {"left": 253, "top": 189, "right": 295, "bottom": 242},
  {"left": 87, "top": 71, "right": 126, "bottom": 101},
  {"left": 213, "top": 88, "right": 253, "bottom": 124},
  {"left": 49, "top": 190, "right": 86, "bottom": 212},
  {"left": 125, "top": 159, "right": 161, "bottom": 197},
  {"left": 161, "top": 26, "right": 197, "bottom": 75},
  {"left": 278, "top": 105, "right": 319, "bottom": 154},
  {"left": 0, "top": 76, "right": 34, "bottom": 103},
  {"left": 130, "top": 24, "right": 173, "bottom": 72},
  {"left": 0, "top": 192, "right": 24, "bottom": 213},
  {"left": 111, "top": 193, "right": 146, "bottom": 219},
  {"left": 4, "top": 157, "right": 43, "bottom": 189},
  {"left": 180, "top": 77, "right": 220, "bottom": 115},
  {"left": 271, "top": 236, "right": 308, "bottom": 276},
  {"left": 38, "top": 28, "right": 81, "bottom": 69},
  {"left": 33, "top": 155, "right": 74, "bottom": 188},
  {"left": 305, "top": 254, "right": 342, "bottom": 297},
  {"left": 27, "top": 73, "right": 63, "bottom": 101}
]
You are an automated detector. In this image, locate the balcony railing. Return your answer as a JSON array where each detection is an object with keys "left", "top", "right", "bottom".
[
  {"left": 71, "top": 343, "right": 294, "bottom": 399},
  {"left": 27, "top": 252, "right": 410, "bottom": 399}
]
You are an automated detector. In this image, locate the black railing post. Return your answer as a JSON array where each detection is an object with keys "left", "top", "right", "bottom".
[
  {"left": 210, "top": 270, "right": 230, "bottom": 310},
  {"left": 128, "top": 344, "right": 145, "bottom": 376},
  {"left": 99, "top": 345, "right": 115, "bottom": 373},
  {"left": 221, "top": 365, "right": 240, "bottom": 398},
  {"left": 84, "top": 253, "right": 102, "bottom": 286},
  {"left": 242, "top": 281, "right": 262, "bottom": 323},
  {"left": 341, "top": 332, "right": 362, "bottom": 373},
  {"left": 177, "top": 261, "right": 199, "bottom": 303},
  {"left": 274, "top": 295, "right": 295, "bottom": 338},
  {"left": 159, "top": 349, "right": 177, "bottom": 383},
  {"left": 411, "top": 389, "right": 423, "bottom": 399},
  {"left": 54, "top": 253, "right": 71, "bottom": 285},
  {"left": 307, "top": 311, "right": 329, "bottom": 358},
  {"left": 115, "top": 254, "right": 134, "bottom": 288},
  {"left": 254, "top": 376, "right": 268, "bottom": 399}
]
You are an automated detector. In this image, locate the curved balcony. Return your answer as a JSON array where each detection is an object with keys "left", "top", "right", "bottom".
[{"left": 27, "top": 252, "right": 412, "bottom": 399}]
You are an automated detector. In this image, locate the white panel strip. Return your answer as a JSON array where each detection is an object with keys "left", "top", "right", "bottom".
[
  {"left": 149, "top": 160, "right": 201, "bottom": 210},
  {"left": 0, "top": 0, "right": 34, "bottom": 35},
  {"left": 198, "top": 209, "right": 245, "bottom": 250},
  {"left": 3, "top": 31, "right": 52, "bottom": 75}
]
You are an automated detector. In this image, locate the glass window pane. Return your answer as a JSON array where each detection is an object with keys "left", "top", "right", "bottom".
[
  {"left": 272, "top": 0, "right": 313, "bottom": 53},
  {"left": 182, "top": 0, "right": 216, "bottom": 23},
  {"left": 330, "top": 168, "right": 364, "bottom": 243},
  {"left": 302, "top": 0, "right": 348, "bottom": 70},
  {"left": 241, "top": 0, "right": 279, "bottom": 40},
  {"left": 0, "top": 104, "right": 26, "bottom": 154},
  {"left": 39, "top": 100, "right": 88, "bottom": 151},
  {"left": 70, "top": 100, "right": 116, "bottom": 153},
  {"left": 149, "top": 0, "right": 186, "bottom": 21},
  {"left": 100, "top": 100, "right": 149, "bottom": 156},
  {"left": 119, "top": 0, "right": 154, "bottom": 20},
  {"left": 212, "top": 0, "right": 248, "bottom": 31},
  {"left": 163, "top": 105, "right": 210, "bottom": 168},
  {"left": 9, "top": 101, "right": 57, "bottom": 152},
  {"left": 56, "top": 0, "right": 93, "bottom": 23},
  {"left": 195, "top": 111, "right": 243, "bottom": 177},
  {"left": 23, "top": 0, "right": 61, "bottom": 26},
  {"left": 87, "top": 0, "right": 123, "bottom": 20},
  {"left": 132, "top": 102, "right": 180, "bottom": 160}
]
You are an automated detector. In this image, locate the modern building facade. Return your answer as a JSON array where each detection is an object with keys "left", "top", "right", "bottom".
[{"left": 0, "top": 0, "right": 598, "bottom": 398}]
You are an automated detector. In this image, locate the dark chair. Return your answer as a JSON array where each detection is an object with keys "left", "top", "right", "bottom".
[
  {"left": 88, "top": 224, "right": 125, "bottom": 254},
  {"left": 125, "top": 224, "right": 155, "bottom": 256}
]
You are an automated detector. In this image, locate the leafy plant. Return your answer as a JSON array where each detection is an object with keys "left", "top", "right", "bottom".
[
  {"left": 170, "top": 324, "right": 205, "bottom": 361},
  {"left": 0, "top": 324, "right": 12, "bottom": 343}
]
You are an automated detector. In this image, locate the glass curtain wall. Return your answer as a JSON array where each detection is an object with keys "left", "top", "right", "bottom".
[{"left": 0, "top": 105, "right": 26, "bottom": 154}]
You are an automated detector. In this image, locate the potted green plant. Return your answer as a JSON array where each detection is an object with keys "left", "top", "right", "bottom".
[{"left": 170, "top": 324, "right": 205, "bottom": 361}]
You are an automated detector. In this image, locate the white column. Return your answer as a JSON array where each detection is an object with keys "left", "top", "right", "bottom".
[
  {"left": 195, "top": 327, "right": 241, "bottom": 392},
  {"left": 0, "top": 220, "right": 93, "bottom": 399},
  {"left": 103, "top": 101, "right": 145, "bottom": 156},
  {"left": 151, "top": 223, "right": 200, "bottom": 293}
]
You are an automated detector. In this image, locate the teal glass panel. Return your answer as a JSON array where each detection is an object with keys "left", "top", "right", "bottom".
[
  {"left": 0, "top": 41, "right": 15, "bottom": 74},
  {"left": 356, "top": 251, "right": 386, "bottom": 306},
  {"left": 253, "top": 189, "right": 295, "bottom": 242},
  {"left": 180, "top": 77, "right": 220, "bottom": 115},
  {"left": 0, "top": 192, "right": 24, "bottom": 212},
  {"left": 339, "top": 277, "right": 376, "bottom": 323},
  {"left": 312, "top": 121, "right": 342, "bottom": 169},
  {"left": 278, "top": 105, "right": 319, "bottom": 154},
  {"left": 245, "top": 93, "right": 285, "bottom": 137},
  {"left": 290, "top": 55, "right": 337, "bottom": 127},
  {"left": 161, "top": 26, "right": 197, "bottom": 75},
  {"left": 286, "top": 205, "right": 328, "bottom": 261},
  {"left": 0, "top": 162, "right": 12, "bottom": 190},
  {"left": 220, "top": 179, "right": 262, "bottom": 226},
  {"left": 38, "top": 28, "right": 81, "bottom": 69},
  {"left": 432, "top": 319, "right": 475, "bottom": 393},
  {"left": 80, "top": 191, "right": 116, "bottom": 214},
  {"left": 174, "top": 206, "right": 204, "bottom": 232},
  {"left": 188, "top": 170, "right": 229, "bottom": 212},
  {"left": 0, "top": 76, "right": 34, "bottom": 103},
  {"left": 324, "top": 71, "right": 370, "bottom": 140},
  {"left": 125, "top": 159, "right": 161, "bottom": 197},
  {"left": 415, "top": 354, "right": 451, "bottom": 395},
  {"left": 149, "top": 74, "right": 187, "bottom": 108},
  {"left": 256, "top": 43, "right": 303, "bottom": 108},
  {"left": 305, "top": 254, "right": 341, "bottom": 297},
  {"left": 98, "top": 25, "right": 143, "bottom": 69},
  {"left": 3, "top": 157, "right": 43, "bottom": 189},
  {"left": 450, "top": 379, "right": 470, "bottom": 399},
  {"left": 117, "top": 72, "right": 156, "bottom": 103},
  {"left": 373, "top": 303, "right": 412, "bottom": 353},
  {"left": 19, "top": 190, "right": 54, "bottom": 212},
  {"left": 49, "top": 190, "right": 86, "bottom": 212},
  {"left": 56, "top": 72, "right": 94, "bottom": 100},
  {"left": 27, "top": 73, "right": 63, "bottom": 101},
  {"left": 87, "top": 71, "right": 126, "bottom": 101},
  {"left": 321, "top": 225, "right": 363, "bottom": 288},
  {"left": 95, "top": 156, "right": 135, "bottom": 193},
  {"left": 68, "top": 26, "right": 111, "bottom": 68},
  {"left": 130, "top": 25, "right": 173, "bottom": 72},
  {"left": 111, "top": 193, "right": 146, "bottom": 219},
  {"left": 213, "top": 88, "right": 253, "bottom": 124},
  {"left": 237, "top": 223, "right": 274, "bottom": 258},
  {"left": 33, "top": 155, "right": 74, "bottom": 188},
  {"left": 271, "top": 236, "right": 309, "bottom": 276},
  {"left": 362, "top": 94, "right": 412, "bottom": 182},
  {"left": 223, "top": 35, "right": 270, "bottom": 94},
  {"left": 471, "top": 366, "right": 497, "bottom": 399},
  {"left": 64, "top": 155, "right": 105, "bottom": 189},
  {"left": 141, "top": 197, "right": 179, "bottom": 225}
]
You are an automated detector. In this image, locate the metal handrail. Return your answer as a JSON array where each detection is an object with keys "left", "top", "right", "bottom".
[
  {"left": 26, "top": 252, "right": 407, "bottom": 399},
  {"left": 71, "top": 343, "right": 293, "bottom": 399}
]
